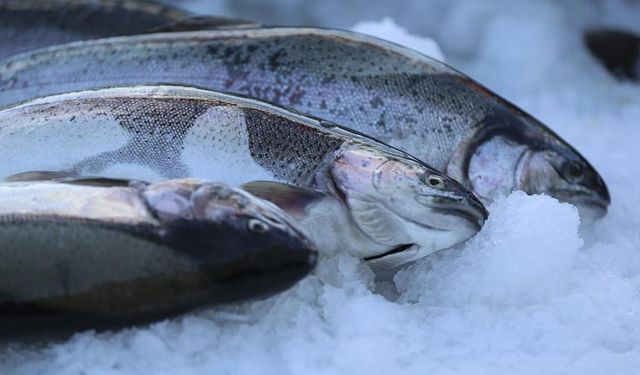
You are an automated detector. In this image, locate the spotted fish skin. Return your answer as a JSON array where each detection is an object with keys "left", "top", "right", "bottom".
[
  {"left": 0, "top": 86, "right": 350, "bottom": 187},
  {"left": 0, "top": 178, "right": 316, "bottom": 337},
  {"left": 0, "top": 0, "right": 192, "bottom": 61},
  {"left": 0, "top": 28, "right": 609, "bottom": 216}
]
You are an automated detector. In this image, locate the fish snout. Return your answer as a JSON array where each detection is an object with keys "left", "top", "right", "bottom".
[
  {"left": 437, "top": 173, "right": 488, "bottom": 225},
  {"left": 430, "top": 190, "right": 488, "bottom": 230}
]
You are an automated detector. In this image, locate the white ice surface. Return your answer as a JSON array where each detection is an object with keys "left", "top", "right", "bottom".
[
  {"left": 351, "top": 17, "right": 445, "bottom": 62},
  {"left": 3, "top": 1, "right": 640, "bottom": 374}
]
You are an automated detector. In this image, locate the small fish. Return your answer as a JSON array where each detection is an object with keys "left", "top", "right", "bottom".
[
  {"left": 0, "top": 28, "right": 608, "bottom": 219},
  {"left": 0, "top": 178, "right": 317, "bottom": 337},
  {"left": 0, "top": 85, "right": 487, "bottom": 267},
  {"left": 0, "top": 0, "right": 257, "bottom": 60}
]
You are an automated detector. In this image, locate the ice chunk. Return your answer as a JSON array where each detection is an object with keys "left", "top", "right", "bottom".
[
  {"left": 396, "top": 192, "right": 583, "bottom": 306},
  {"left": 351, "top": 17, "right": 445, "bottom": 62}
]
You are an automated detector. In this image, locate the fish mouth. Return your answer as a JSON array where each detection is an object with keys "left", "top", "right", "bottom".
[
  {"left": 428, "top": 197, "right": 489, "bottom": 230},
  {"left": 364, "top": 243, "right": 414, "bottom": 262}
]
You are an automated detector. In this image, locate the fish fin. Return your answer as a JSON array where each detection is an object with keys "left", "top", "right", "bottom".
[
  {"left": 57, "top": 177, "right": 148, "bottom": 188},
  {"left": 146, "top": 16, "right": 261, "bottom": 33},
  {"left": 241, "top": 181, "right": 325, "bottom": 219},
  {"left": 345, "top": 193, "right": 410, "bottom": 246},
  {"left": 5, "top": 170, "right": 77, "bottom": 182},
  {"left": 6, "top": 171, "right": 147, "bottom": 188}
]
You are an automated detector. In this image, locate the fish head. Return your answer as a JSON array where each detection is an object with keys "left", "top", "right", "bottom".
[
  {"left": 141, "top": 179, "right": 317, "bottom": 296},
  {"left": 460, "top": 110, "right": 610, "bottom": 221},
  {"left": 514, "top": 140, "right": 610, "bottom": 221},
  {"left": 326, "top": 143, "right": 487, "bottom": 266}
]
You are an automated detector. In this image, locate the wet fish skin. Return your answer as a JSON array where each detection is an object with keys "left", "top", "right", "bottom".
[
  {"left": 0, "top": 85, "right": 487, "bottom": 267},
  {"left": 0, "top": 28, "right": 608, "bottom": 218},
  {"left": 0, "top": 178, "right": 317, "bottom": 337},
  {"left": 0, "top": 0, "right": 192, "bottom": 60},
  {"left": 0, "top": 0, "right": 259, "bottom": 61}
]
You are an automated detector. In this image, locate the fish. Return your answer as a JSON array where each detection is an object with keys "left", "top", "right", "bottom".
[
  {"left": 0, "top": 28, "right": 609, "bottom": 219},
  {"left": 584, "top": 28, "right": 640, "bottom": 81},
  {"left": 0, "top": 0, "right": 258, "bottom": 60},
  {"left": 0, "top": 177, "right": 317, "bottom": 337},
  {"left": 0, "top": 85, "right": 487, "bottom": 267}
]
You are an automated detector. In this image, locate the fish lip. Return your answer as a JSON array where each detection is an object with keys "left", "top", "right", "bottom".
[
  {"left": 431, "top": 208, "right": 484, "bottom": 231},
  {"left": 550, "top": 188, "right": 609, "bottom": 208},
  {"left": 549, "top": 189, "right": 609, "bottom": 218},
  {"left": 425, "top": 196, "right": 488, "bottom": 230},
  {"left": 363, "top": 243, "right": 414, "bottom": 262}
]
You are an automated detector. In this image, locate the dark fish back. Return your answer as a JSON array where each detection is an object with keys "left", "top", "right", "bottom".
[{"left": 0, "top": 0, "right": 188, "bottom": 59}]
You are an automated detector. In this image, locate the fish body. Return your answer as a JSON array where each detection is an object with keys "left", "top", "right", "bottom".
[
  {"left": 0, "top": 28, "right": 608, "bottom": 217},
  {"left": 0, "top": 0, "right": 190, "bottom": 60},
  {"left": 0, "top": 85, "right": 486, "bottom": 267},
  {"left": 0, "top": 178, "right": 316, "bottom": 337},
  {"left": 0, "top": 0, "right": 258, "bottom": 61}
]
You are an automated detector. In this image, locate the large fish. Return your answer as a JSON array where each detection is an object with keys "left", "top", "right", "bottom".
[
  {"left": 0, "top": 0, "right": 257, "bottom": 60},
  {"left": 0, "top": 28, "right": 609, "bottom": 218},
  {"left": 0, "top": 85, "right": 487, "bottom": 267},
  {"left": 0, "top": 178, "right": 316, "bottom": 337}
]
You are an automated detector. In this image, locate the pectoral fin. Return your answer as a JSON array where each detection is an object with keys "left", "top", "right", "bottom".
[
  {"left": 6, "top": 170, "right": 77, "bottom": 182},
  {"left": 59, "top": 177, "right": 148, "bottom": 188},
  {"left": 6, "top": 171, "right": 147, "bottom": 188},
  {"left": 241, "top": 181, "right": 326, "bottom": 219}
]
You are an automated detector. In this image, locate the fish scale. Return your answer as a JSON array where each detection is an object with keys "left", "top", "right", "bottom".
[
  {"left": 243, "top": 109, "right": 343, "bottom": 185},
  {"left": 3, "top": 94, "right": 342, "bottom": 184},
  {"left": 73, "top": 97, "right": 211, "bottom": 177}
]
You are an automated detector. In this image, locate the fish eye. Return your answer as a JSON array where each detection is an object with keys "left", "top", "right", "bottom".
[
  {"left": 248, "top": 219, "right": 270, "bottom": 234},
  {"left": 562, "top": 161, "right": 584, "bottom": 182},
  {"left": 426, "top": 175, "right": 445, "bottom": 189}
]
